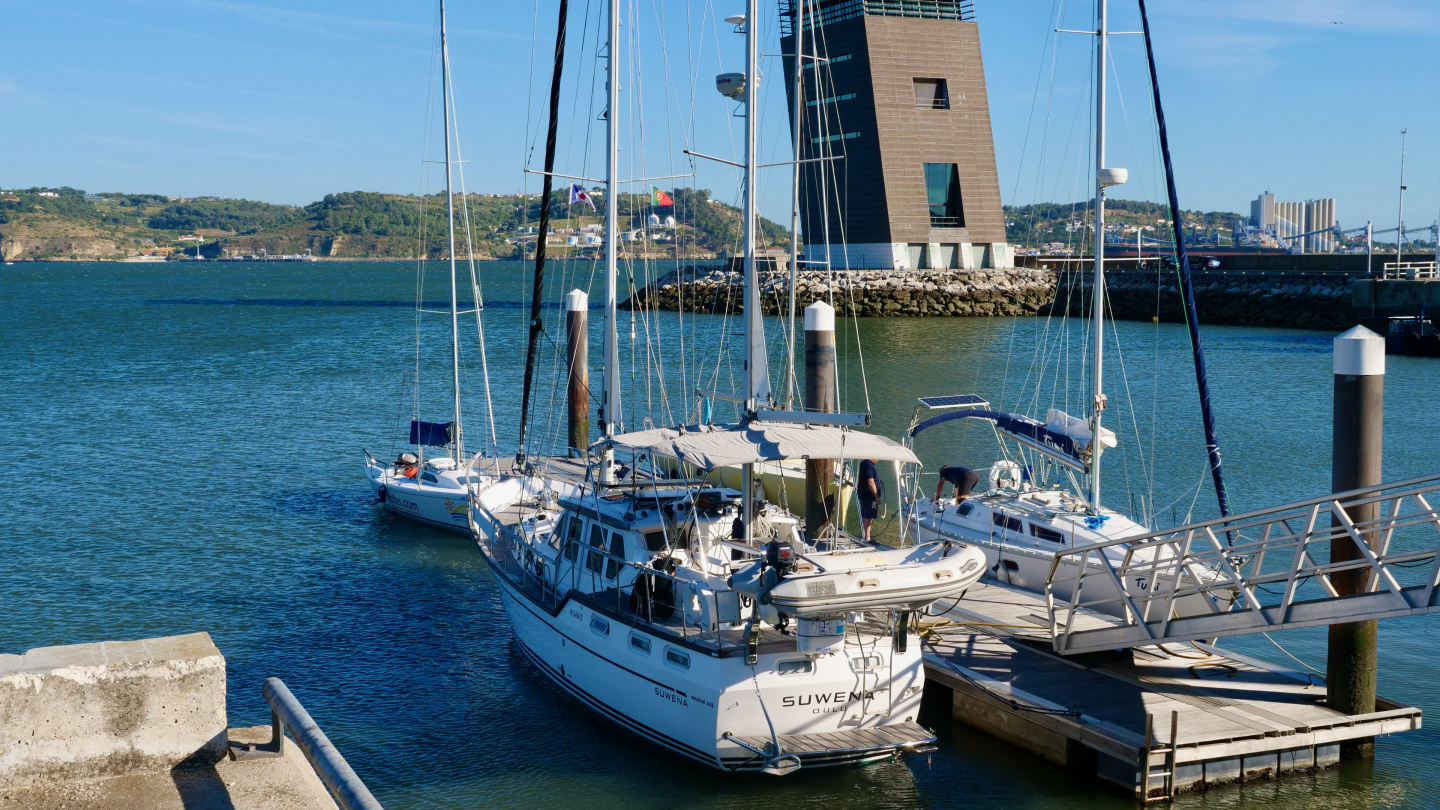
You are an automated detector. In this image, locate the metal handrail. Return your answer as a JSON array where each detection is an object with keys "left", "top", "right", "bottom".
[
  {"left": 1381, "top": 261, "right": 1439, "bottom": 280},
  {"left": 1043, "top": 473, "right": 1440, "bottom": 655},
  {"left": 260, "top": 678, "right": 383, "bottom": 810}
]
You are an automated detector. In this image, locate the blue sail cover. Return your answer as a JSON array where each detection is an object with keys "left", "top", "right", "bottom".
[
  {"left": 410, "top": 420, "right": 454, "bottom": 447},
  {"left": 910, "top": 409, "right": 1087, "bottom": 471}
]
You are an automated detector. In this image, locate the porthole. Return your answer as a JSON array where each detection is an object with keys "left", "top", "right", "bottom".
[{"left": 665, "top": 647, "right": 691, "bottom": 670}]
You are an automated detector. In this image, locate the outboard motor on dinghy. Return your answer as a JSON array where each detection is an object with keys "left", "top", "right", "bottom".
[
  {"left": 396, "top": 451, "right": 419, "bottom": 467},
  {"left": 764, "top": 540, "right": 795, "bottom": 575}
]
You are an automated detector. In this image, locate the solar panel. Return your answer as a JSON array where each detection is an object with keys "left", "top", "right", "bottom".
[{"left": 917, "top": 394, "right": 989, "bottom": 410}]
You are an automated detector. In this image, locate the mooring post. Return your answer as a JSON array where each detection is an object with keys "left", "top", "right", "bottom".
[
  {"left": 1327, "top": 325, "right": 1385, "bottom": 759},
  {"left": 804, "top": 301, "right": 837, "bottom": 537},
  {"left": 566, "top": 289, "right": 589, "bottom": 457}
]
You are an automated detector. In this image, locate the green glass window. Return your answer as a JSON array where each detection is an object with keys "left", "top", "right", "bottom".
[{"left": 924, "top": 163, "right": 964, "bottom": 227}]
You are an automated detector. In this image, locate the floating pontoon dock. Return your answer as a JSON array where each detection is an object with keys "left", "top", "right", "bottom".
[{"left": 920, "top": 581, "right": 1422, "bottom": 800}]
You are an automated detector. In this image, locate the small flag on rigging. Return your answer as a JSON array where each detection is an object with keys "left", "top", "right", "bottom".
[
  {"left": 569, "top": 183, "right": 595, "bottom": 210},
  {"left": 651, "top": 186, "right": 674, "bottom": 207}
]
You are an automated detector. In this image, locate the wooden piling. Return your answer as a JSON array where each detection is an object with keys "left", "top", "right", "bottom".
[
  {"left": 804, "top": 301, "right": 836, "bottom": 537},
  {"left": 1327, "top": 325, "right": 1386, "bottom": 759},
  {"left": 566, "top": 289, "right": 589, "bottom": 456}
]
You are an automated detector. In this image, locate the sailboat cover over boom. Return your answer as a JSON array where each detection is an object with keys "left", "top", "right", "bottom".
[{"left": 598, "top": 421, "right": 918, "bottom": 470}]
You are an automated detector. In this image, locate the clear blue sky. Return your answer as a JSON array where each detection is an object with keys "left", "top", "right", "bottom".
[{"left": 3, "top": 0, "right": 1437, "bottom": 230}]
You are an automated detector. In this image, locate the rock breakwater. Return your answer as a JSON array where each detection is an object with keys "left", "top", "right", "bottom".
[{"left": 622, "top": 267, "right": 1057, "bottom": 317}]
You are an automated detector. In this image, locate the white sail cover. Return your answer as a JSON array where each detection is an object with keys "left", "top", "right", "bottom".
[
  {"left": 597, "top": 422, "right": 920, "bottom": 471},
  {"left": 1044, "top": 408, "right": 1117, "bottom": 453}
]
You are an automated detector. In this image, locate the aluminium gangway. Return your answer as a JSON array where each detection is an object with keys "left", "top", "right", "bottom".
[{"left": 1043, "top": 472, "right": 1440, "bottom": 656}]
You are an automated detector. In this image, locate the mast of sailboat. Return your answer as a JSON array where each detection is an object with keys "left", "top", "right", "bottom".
[
  {"left": 1087, "top": 0, "right": 1110, "bottom": 514},
  {"left": 741, "top": 0, "right": 768, "bottom": 543},
  {"left": 514, "top": 0, "right": 569, "bottom": 465},
  {"left": 1137, "top": 0, "right": 1232, "bottom": 523},
  {"left": 784, "top": 1, "right": 804, "bottom": 411},
  {"left": 599, "top": 0, "right": 621, "bottom": 485},
  {"left": 439, "top": 0, "right": 464, "bottom": 463}
]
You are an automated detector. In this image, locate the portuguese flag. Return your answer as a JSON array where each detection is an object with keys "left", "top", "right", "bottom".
[{"left": 651, "top": 186, "right": 675, "bottom": 207}]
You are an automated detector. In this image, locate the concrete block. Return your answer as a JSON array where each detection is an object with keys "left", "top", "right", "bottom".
[{"left": 0, "top": 633, "right": 227, "bottom": 786}]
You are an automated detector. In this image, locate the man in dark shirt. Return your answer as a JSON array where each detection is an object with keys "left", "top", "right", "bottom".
[
  {"left": 857, "top": 458, "right": 882, "bottom": 541},
  {"left": 935, "top": 465, "right": 979, "bottom": 505}
]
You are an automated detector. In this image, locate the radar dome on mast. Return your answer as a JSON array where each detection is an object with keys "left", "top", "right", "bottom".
[
  {"left": 716, "top": 72, "right": 749, "bottom": 100},
  {"left": 1097, "top": 168, "right": 1128, "bottom": 188}
]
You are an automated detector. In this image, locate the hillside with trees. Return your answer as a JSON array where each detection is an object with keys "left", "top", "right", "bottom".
[
  {"left": 0, "top": 185, "right": 788, "bottom": 262},
  {"left": 1005, "top": 199, "right": 1246, "bottom": 252}
]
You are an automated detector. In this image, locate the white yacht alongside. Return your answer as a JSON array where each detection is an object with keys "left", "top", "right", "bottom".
[
  {"left": 467, "top": 0, "right": 988, "bottom": 773},
  {"left": 900, "top": 0, "right": 1236, "bottom": 622},
  {"left": 471, "top": 430, "right": 984, "bottom": 772}
]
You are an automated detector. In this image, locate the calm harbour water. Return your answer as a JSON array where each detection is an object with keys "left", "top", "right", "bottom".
[{"left": 2, "top": 260, "right": 1437, "bottom": 809}]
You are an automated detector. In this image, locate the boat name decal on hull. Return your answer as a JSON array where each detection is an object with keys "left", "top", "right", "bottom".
[
  {"left": 782, "top": 690, "right": 876, "bottom": 713},
  {"left": 655, "top": 686, "right": 689, "bottom": 707}
]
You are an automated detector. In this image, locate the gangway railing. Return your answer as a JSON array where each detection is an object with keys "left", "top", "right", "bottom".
[
  {"left": 1044, "top": 473, "right": 1440, "bottom": 655},
  {"left": 1381, "top": 261, "right": 1439, "bottom": 280}
]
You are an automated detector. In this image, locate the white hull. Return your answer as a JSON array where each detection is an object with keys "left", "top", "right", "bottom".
[
  {"left": 470, "top": 474, "right": 938, "bottom": 772},
  {"left": 909, "top": 496, "right": 1226, "bottom": 620},
  {"left": 366, "top": 457, "right": 483, "bottom": 533},
  {"left": 486, "top": 556, "right": 927, "bottom": 770}
]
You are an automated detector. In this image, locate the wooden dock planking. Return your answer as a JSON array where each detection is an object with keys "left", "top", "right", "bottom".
[{"left": 921, "top": 582, "right": 1423, "bottom": 798}]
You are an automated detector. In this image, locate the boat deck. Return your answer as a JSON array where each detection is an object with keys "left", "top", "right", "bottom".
[
  {"left": 731, "top": 720, "right": 935, "bottom": 767},
  {"left": 923, "top": 582, "right": 1423, "bottom": 798}
]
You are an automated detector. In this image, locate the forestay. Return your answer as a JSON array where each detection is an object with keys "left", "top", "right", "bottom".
[{"left": 597, "top": 421, "right": 919, "bottom": 471}]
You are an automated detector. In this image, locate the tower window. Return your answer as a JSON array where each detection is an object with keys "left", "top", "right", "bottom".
[
  {"left": 914, "top": 78, "right": 949, "bottom": 110},
  {"left": 924, "top": 163, "right": 965, "bottom": 227}
]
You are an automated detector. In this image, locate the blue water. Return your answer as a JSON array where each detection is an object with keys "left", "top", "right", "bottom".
[{"left": 3, "top": 261, "right": 1437, "bottom": 809}]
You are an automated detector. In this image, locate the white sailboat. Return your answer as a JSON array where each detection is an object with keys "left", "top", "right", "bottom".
[
  {"left": 901, "top": 0, "right": 1229, "bottom": 619},
  {"left": 467, "top": 0, "right": 985, "bottom": 773},
  {"left": 364, "top": 1, "right": 496, "bottom": 532}
]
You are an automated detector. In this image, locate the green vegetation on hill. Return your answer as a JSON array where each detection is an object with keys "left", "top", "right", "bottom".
[
  {"left": 1005, "top": 199, "right": 1245, "bottom": 250},
  {"left": 147, "top": 198, "right": 303, "bottom": 233},
  {"left": 0, "top": 185, "right": 788, "bottom": 261}
]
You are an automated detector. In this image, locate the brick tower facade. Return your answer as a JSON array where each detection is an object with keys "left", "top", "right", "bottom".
[{"left": 781, "top": 0, "right": 1010, "bottom": 270}]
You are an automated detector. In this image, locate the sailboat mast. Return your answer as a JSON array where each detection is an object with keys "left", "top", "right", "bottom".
[
  {"left": 741, "top": 0, "right": 763, "bottom": 545},
  {"left": 743, "top": 0, "right": 765, "bottom": 411},
  {"left": 784, "top": 2, "right": 804, "bottom": 411},
  {"left": 440, "top": 0, "right": 464, "bottom": 462},
  {"left": 1088, "top": 0, "right": 1108, "bottom": 514},
  {"left": 1137, "top": 0, "right": 1232, "bottom": 523},
  {"left": 600, "top": 0, "right": 620, "bottom": 484}
]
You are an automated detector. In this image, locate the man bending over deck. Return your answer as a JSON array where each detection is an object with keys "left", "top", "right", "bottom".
[{"left": 935, "top": 465, "right": 979, "bottom": 505}]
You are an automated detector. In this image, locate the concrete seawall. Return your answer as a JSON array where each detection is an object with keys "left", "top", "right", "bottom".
[
  {"left": 623, "top": 267, "right": 1057, "bottom": 317},
  {"left": 0, "top": 633, "right": 228, "bottom": 786},
  {"left": 1044, "top": 268, "right": 1355, "bottom": 330}
]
